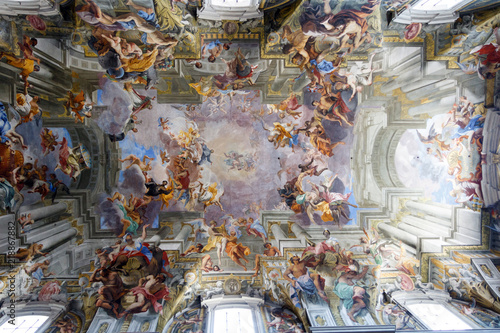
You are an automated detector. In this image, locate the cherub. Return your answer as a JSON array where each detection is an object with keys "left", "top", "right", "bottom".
[
  {"left": 159, "top": 150, "right": 170, "bottom": 165},
  {"left": 95, "top": 248, "right": 112, "bottom": 269},
  {"left": 108, "top": 239, "right": 123, "bottom": 261},
  {"left": 222, "top": 214, "right": 246, "bottom": 239},
  {"left": 64, "top": 90, "right": 93, "bottom": 123},
  {"left": 176, "top": 127, "right": 200, "bottom": 148},
  {"left": 54, "top": 318, "right": 77, "bottom": 333},
  {"left": 265, "top": 122, "right": 298, "bottom": 150},
  {"left": 19, "top": 95, "right": 41, "bottom": 124},
  {"left": 119, "top": 154, "right": 154, "bottom": 173},
  {"left": 246, "top": 217, "right": 267, "bottom": 242},
  {"left": 158, "top": 117, "right": 171, "bottom": 131},
  {"left": 40, "top": 128, "right": 60, "bottom": 156},
  {"left": 18, "top": 213, "right": 34, "bottom": 229}
]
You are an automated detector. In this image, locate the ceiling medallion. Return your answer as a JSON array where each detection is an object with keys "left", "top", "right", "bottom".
[
  {"left": 222, "top": 21, "right": 240, "bottom": 40},
  {"left": 223, "top": 277, "right": 242, "bottom": 294}
]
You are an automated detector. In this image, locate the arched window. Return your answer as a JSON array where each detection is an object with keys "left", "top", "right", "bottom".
[{"left": 0, "top": 315, "right": 49, "bottom": 333}]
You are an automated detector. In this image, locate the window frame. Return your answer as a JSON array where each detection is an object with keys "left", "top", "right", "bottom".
[
  {"left": 0, "top": 302, "right": 66, "bottom": 333},
  {"left": 202, "top": 295, "right": 265, "bottom": 333},
  {"left": 391, "top": 290, "right": 479, "bottom": 330}
]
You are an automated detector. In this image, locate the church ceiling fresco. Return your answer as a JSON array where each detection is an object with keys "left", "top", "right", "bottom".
[{"left": 0, "top": 0, "right": 500, "bottom": 332}]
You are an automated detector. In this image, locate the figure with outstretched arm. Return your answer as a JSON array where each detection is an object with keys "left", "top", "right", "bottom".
[
  {"left": 201, "top": 219, "right": 228, "bottom": 266},
  {"left": 283, "top": 255, "right": 328, "bottom": 308},
  {"left": 333, "top": 266, "right": 369, "bottom": 322}
]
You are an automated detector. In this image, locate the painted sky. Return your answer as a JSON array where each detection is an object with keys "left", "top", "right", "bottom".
[{"left": 100, "top": 84, "right": 361, "bottom": 227}]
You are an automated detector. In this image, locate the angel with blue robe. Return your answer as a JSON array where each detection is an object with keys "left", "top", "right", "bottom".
[
  {"left": 246, "top": 217, "right": 267, "bottom": 242},
  {"left": 0, "top": 102, "right": 26, "bottom": 149}
]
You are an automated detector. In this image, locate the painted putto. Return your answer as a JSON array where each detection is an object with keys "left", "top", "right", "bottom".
[{"left": 0, "top": 0, "right": 500, "bottom": 332}]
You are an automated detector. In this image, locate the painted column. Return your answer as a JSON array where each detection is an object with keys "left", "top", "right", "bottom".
[
  {"left": 397, "top": 222, "right": 437, "bottom": 238},
  {"left": 174, "top": 225, "right": 192, "bottom": 243},
  {"left": 408, "top": 95, "right": 456, "bottom": 116},
  {"left": 400, "top": 215, "right": 450, "bottom": 237},
  {"left": 22, "top": 202, "right": 67, "bottom": 221},
  {"left": 271, "top": 223, "right": 303, "bottom": 253},
  {"left": 290, "top": 223, "right": 310, "bottom": 246},
  {"left": 271, "top": 223, "right": 287, "bottom": 246},
  {"left": 147, "top": 226, "right": 172, "bottom": 246},
  {"left": 271, "top": 223, "right": 287, "bottom": 250},
  {"left": 39, "top": 227, "right": 78, "bottom": 250},
  {"left": 378, "top": 223, "right": 418, "bottom": 247},
  {"left": 405, "top": 201, "right": 452, "bottom": 220}
]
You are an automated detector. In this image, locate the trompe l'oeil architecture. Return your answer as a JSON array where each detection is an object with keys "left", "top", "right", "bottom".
[{"left": 0, "top": 0, "right": 500, "bottom": 332}]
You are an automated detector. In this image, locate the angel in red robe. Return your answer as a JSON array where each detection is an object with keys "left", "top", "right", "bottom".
[{"left": 117, "top": 274, "right": 170, "bottom": 318}]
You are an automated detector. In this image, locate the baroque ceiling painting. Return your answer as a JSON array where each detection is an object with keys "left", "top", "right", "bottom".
[{"left": 3, "top": 0, "right": 500, "bottom": 332}]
